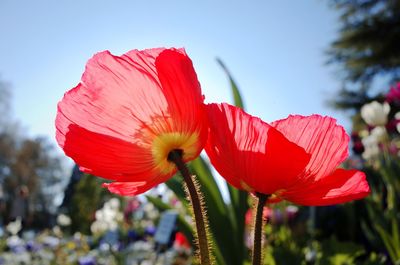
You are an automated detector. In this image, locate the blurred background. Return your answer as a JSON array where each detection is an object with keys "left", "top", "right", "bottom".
[{"left": 0, "top": 0, "right": 399, "bottom": 264}]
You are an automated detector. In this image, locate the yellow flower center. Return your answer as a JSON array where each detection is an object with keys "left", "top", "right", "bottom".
[{"left": 152, "top": 131, "right": 200, "bottom": 174}]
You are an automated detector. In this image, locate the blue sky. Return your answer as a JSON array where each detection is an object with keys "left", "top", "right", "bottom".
[{"left": 0, "top": 0, "right": 347, "bottom": 151}]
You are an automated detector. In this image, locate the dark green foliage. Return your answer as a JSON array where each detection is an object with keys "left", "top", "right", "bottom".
[
  {"left": 68, "top": 174, "right": 107, "bottom": 234},
  {"left": 316, "top": 237, "right": 365, "bottom": 265},
  {"left": 328, "top": 0, "right": 400, "bottom": 82},
  {"left": 327, "top": 0, "right": 400, "bottom": 109},
  {"left": 327, "top": 83, "right": 373, "bottom": 110},
  {"left": 0, "top": 77, "right": 64, "bottom": 227},
  {"left": 361, "top": 156, "right": 400, "bottom": 263},
  {"left": 1, "top": 137, "right": 64, "bottom": 224},
  {"left": 261, "top": 225, "right": 375, "bottom": 265}
]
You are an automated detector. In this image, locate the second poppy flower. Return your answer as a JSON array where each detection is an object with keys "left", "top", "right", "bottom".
[{"left": 205, "top": 103, "right": 370, "bottom": 206}]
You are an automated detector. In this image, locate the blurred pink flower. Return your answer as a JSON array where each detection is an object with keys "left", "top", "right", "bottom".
[{"left": 386, "top": 82, "right": 400, "bottom": 104}]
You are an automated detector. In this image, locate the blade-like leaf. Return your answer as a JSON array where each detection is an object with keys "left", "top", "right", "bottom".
[
  {"left": 227, "top": 184, "right": 249, "bottom": 264},
  {"left": 165, "top": 174, "right": 187, "bottom": 205},
  {"left": 374, "top": 223, "right": 399, "bottom": 263},
  {"left": 392, "top": 219, "right": 400, "bottom": 257},
  {"left": 216, "top": 58, "right": 245, "bottom": 109}
]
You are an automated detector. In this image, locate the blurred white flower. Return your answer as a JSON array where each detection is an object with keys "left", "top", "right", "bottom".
[
  {"left": 305, "top": 249, "right": 317, "bottom": 263},
  {"left": 99, "top": 242, "right": 111, "bottom": 252},
  {"left": 362, "top": 133, "right": 380, "bottom": 160},
  {"left": 116, "top": 212, "right": 124, "bottom": 222},
  {"left": 359, "top": 129, "right": 369, "bottom": 138},
  {"left": 106, "top": 198, "right": 120, "bottom": 210},
  {"left": 102, "top": 207, "right": 115, "bottom": 223},
  {"left": 2, "top": 242, "right": 31, "bottom": 263},
  {"left": 361, "top": 101, "right": 390, "bottom": 126},
  {"left": 395, "top": 112, "right": 400, "bottom": 134},
  {"left": 91, "top": 220, "right": 108, "bottom": 234},
  {"left": 6, "top": 217, "right": 22, "bottom": 235},
  {"left": 143, "top": 203, "right": 154, "bottom": 213},
  {"left": 42, "top": 235, "right": 60, "bottom": 248},
  {"left": 6, "top": 235, "right": 23, "bottom": 248},
  {"left": 361, "top": 126, "right": 388, "bottom": 160},
  {"left": 370, "top": 126, "right": 387, "bottom": 141},
  {"left": 57, "top": 213, "right": 71, "bottom": 226},
  {"left": 52, "top": 225, "right": 62, "bottom": 237},
  {"left": 91, "top": 198, "right": 123, "bottom": 235},
  {"left": 95, "top": 209, "right": 104, "bottom": 221},
  {"left": 73, "top": 231, "right": 82, "bottom": 240},
  {"left": 285, "top": 205, "right": 299, "bottom": 214}
]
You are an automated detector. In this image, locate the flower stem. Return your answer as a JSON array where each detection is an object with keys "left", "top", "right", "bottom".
[
  {"left": 252, "top": 193, "right": 269, "bottom": 265},
  {"left": 168, "top": 150, "right": 211, "bottom": 265}
]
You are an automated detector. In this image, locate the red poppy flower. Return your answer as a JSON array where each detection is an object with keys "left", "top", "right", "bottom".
[
  {"left": 205, "top": 103, "right": 370, "bottom": 206},
  {"left": 56, "top": 48, "right": 208, "bottom": 196}
]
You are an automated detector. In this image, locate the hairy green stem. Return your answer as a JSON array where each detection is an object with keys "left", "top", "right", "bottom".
[
  {"left": 168, "top": 150, "right": 211, "bottom": 265},
  {"left": 252, "top": 193, "right": 269, "bottom": 265}
]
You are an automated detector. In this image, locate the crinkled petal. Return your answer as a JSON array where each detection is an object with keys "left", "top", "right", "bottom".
[
  {"left": 58, "top": 49, "right": 167, "bottom": 142},
  {"left": 272, "top": 115, "right": 349, "bottom": 181},
  {"left": 282, "top": 169, "right": 370, "bottom": 206},
  {"left": 57, "top": 48, "right": 206, "bottom": 144},
  {"left": 205, "top": 103, "right": 310, "bottom": 195}
]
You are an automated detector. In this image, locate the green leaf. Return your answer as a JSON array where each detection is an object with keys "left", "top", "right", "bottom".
[
  {"left": 392, "top": 220, "right": 400, "bottom": 257},
  {"left": 165, "top": 174, "right": 187, "bottom": 205},
  {"left": 216, "top": 58, "right": 245, "bottom": 109},
  {"left": 319, "top": 237, "right": 365, "bottom": 265},
  {"left": 374, "top": 223, "right": 399, "bottom": 263},
  {"left": 361, "top": 220, "right": 378, "bottom": 249}
]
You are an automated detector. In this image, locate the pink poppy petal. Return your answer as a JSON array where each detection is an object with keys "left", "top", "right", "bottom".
[
  {"left": 58, "top": 49, "right": 167, "bottom": 142},
  {"left": 153, "top": 49, "right": 208, "bottom": 160},
  {"left": 205, "top": 103, "right": 310, "bottom": 195},
  {"left": 272, "top": 115, "right": 349, "bottom": 181},
  {"left": 56, "top": 48, "right": 207, "bottom": 192},
  {"left": 56, "top": 123, "right": 162, "bottom": 181},
  {"left": 155, "top": 49, "right": 205, "bottom": 127},
  {"left": 282, "top": 169, "right": 370, "bottom": 206},
  {"left": 102, "top": 178, "right": 167, "bottom": 196}
]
